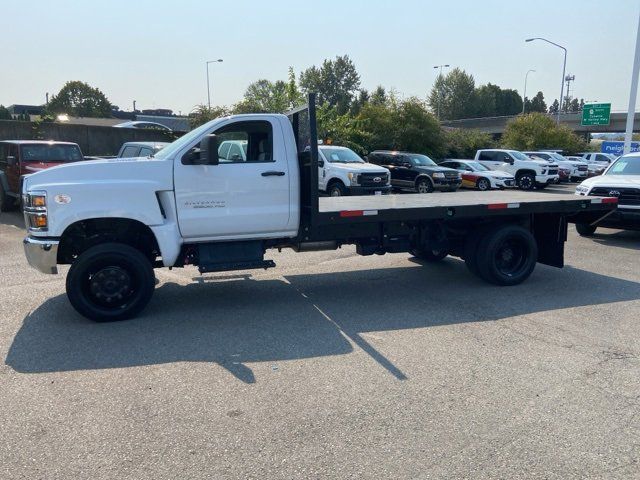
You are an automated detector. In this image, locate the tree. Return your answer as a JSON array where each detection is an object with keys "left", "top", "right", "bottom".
[
  {"left": 0, "top": 105, "right": 11, "bottom": 120},
  {"left": 189, "top": 104, "right": 229, "bottom": 128},
  {"left": 529, "top": 91, "right": 547, "bottom": 113},
  {"left": 428, "top": 68, "right": 477, "bottom": 120},
  {"left": 233, "top": 79, "right": 290, "bottom": 114},
  {"left": 370, "top": 85, "right": 388, "bottom": 106},
  {"left": 286, "top": 66, "right": 304, "bottom": 109},
  {"left": 474, "top": 83, "right": 523, "bottom": 117},
  {"left": 46, "top": 81, "right": 112, "bottom": 117},
  {"left": 548, "top": 99, "right": 559, "bottom": 114},
  {"left": 444, "top": 129, "right": 495, "bottom": 158},
  {"left": 502, "top": 112, "right": 587, "bottom": 152},
  {"left": 299, "top": 55, "right": 361, "bottom": 114}
]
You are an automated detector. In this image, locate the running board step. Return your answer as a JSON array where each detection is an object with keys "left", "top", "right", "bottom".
[
  {"left": 198, "top": 260, "right": 276, "bottom": 273},
  {"left": 196, "top": 241, "right": 275, "bottom": 273}
]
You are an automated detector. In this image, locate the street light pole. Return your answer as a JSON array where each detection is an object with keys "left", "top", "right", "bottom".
[
  {"left": 523, "top": 69, "right": 535, "bottom": 114},
  {"left": 624, "top": 11, "right": 640, "bottom": 155},
  {"left": 206, "top": 59, "right": 224, "bottom": 109},
  {"left": 526, "top": 37, "right": 567, "bottom": 124},
  {"left": 433, "top": 64, "right": 450, "bottom": 120}
]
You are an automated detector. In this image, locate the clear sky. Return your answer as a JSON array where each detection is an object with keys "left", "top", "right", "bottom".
[{"left": 3, "top": 0, "right": 640, "bottom": 115}]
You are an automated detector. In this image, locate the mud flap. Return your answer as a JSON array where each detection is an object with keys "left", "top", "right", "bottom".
[{"left": 533, "top": 213, "right": 567, "bottom": 268}]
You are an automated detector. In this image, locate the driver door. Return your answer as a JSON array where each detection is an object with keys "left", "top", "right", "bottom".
[{"left": 173, "top": 119, "right": 292, "bottom": 240}]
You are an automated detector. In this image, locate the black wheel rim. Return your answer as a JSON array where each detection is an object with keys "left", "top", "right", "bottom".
[
  {"left": 519, "top": 176, "right": 533, "bottom": 189},
  {"left": 493, "top": 238, "right": 528, "bottom": 277},
  {"left": 82, "top": 261, "right": 140, "bottom": 311},
  {"left": 479, "top": 179, "right": 489, "bottom": 190},
  {"left": 418, "top": 181, "right": 431, "bottom": 193}
]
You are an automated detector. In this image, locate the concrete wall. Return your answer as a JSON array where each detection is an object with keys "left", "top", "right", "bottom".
[{"left": 0, "top": 120, "right": 175, "bottom": 156}]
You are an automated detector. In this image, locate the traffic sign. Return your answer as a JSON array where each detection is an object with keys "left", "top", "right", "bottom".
[{"left": 581, "top": 103, "right": 611, "bottom": 126}]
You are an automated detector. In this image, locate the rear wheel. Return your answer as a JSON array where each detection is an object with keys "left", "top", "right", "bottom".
[
  {"left": 475, "top": 225, "right": 538, "bottom": 286},
  {"left": 411, "top": 247, "right": 448, "bottom": 262},
  {"left": 476, "top": 178, "right": 491, "bottom": 191},
  {"left": 328, "top": 181, "right": 347, "bottom": 197},
  {"left": 66, "top": 242, "right": 155, "bottom": 322},
  {"left": 416, "top": 177, "right": 434, "bottom": 194},
  {"left": 576, "top": 223, "right": 597, "bottom": 237},
  {"left": 516, "top": 172, "right": 535, "bottom": 190}
]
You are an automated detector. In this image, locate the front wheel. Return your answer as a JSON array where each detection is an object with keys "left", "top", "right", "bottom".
[
  {"left": 476, "top": 178, "right": 491, "bottom": 191},
  {"left": 328, "top": 182, "right": 347, "bottom": 197},
  {"left": 66, "top": 242, "right": 156, "bottom": 322},
  {"left": 416, "top": 178, "right": 434, "bottom": 194},
  {"left": 516, "top": 173, "right": 535, "bottom": 190},
  {"left": 576, "top": 223, "right": 597, "bottom": 237}
]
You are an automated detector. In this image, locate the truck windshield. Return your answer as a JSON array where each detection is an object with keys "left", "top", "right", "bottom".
[
  {"left": 511, "top": 151, "right": 532, "bottom": 161},
  {"left": 408, "top": 154, "right": 437, "bottom": 166},
  {"left": 21, "top": 144, "right": 83, "bottom": 163},
  {"left": 320, "top": 147, "right": 364, "bottom": 163},
  {"left": 154, "top": 119, "right": 221, "bottom": 160},
  {"left": 606, "top": 156, "right": 640, "bottom": 175}
]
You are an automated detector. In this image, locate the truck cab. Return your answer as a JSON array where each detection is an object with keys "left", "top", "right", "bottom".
[
  {"left": 475, "top": 149, "right": 559, "bottom": 190},
  {"left": 0, "top": 140, "right": 84, "bottom": 211}
]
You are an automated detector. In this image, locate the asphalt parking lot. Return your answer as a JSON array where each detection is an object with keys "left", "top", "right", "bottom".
[{"left": 1, "top": 183, "right": 639, "bottom": 479}]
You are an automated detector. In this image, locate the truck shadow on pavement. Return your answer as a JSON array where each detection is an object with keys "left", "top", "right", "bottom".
[
  {"left": 589, "top": 229, "right": 640, "bottom": 251},
  {"left": 6, "top": 260, "right": 640, "bottom": 383}
]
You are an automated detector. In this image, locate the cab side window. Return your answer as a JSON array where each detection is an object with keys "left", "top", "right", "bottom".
[
  {"left": 214, "top": 121, "right": 273, "bottom": 164},
  {"left": 478, "top": 151, "right": 495, "bottom": 161},
  {"left": 121, "top": 145, "right": 139, "bottom": 158}
]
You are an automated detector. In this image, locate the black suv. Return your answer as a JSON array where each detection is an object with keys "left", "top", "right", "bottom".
[{"left": 367, "top": 151, "right": 461, "bottom": 193}]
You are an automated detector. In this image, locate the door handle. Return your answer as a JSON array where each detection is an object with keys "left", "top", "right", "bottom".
[{"left": 261, "top": 171, "right": 285, "bottom": 176}]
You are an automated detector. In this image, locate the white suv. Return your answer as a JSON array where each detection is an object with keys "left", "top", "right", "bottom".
[
  {"left": 474, "top": 149, "right": 559, "bottom": 190},
  {"left": 574, "top": 153, "right": 640, "bottom": 235},
  {"left": 318, "top": 145, "right": 391, "bottom": 196},
  {"left": 524, "top": 151, "right": 588, "bottom": 182}
]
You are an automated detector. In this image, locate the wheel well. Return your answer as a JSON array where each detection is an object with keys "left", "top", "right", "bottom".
[
  {"left": 515, "top": 169, "right": 536, "bottom": 178},
  {"left": 476, "top": 176, "right": 489, "bottom": 185},
  {"left": 57, "top": 218, "right": 160, "bottom": 264},
  {"left": 415, "top": 175, "right": 432, "bottom": 186},
  {"left": 326, "top": 178, "right": 345, "bottom": 189}
]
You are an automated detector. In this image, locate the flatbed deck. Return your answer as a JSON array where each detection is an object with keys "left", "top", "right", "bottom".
[{"left": 317, "top": 191, "right": 616, "bottom": 224}]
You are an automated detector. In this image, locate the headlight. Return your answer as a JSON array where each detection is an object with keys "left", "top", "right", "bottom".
[
  {"left": 347, "top": 172, "right": 359, "bottom": 185},
  {"left": 432, "top": 172, "right": 445, "bottom": 179},
  {"left": 23, "top": 190, "right": 48, "bottom": 231},
  {"left": 575, "top": 185, "right": 589, "bottom": 195}
]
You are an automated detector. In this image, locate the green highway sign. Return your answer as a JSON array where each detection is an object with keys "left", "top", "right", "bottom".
[{"left": 581, "top": 103, "right": 611, "bottom": 126}]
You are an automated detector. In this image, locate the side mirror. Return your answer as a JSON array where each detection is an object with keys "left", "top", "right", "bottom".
[
  {"left": 7, "top": 156, "right": 16, "bottom": 166},
  {"left": 318, "top": 159, "right": 325, "bottom": 168},
  {"left": 198, "top": 134, "right": 220, "bottom": 166},
  {"left": 402, "top": 162, "right": 412, "bottom": 168}
]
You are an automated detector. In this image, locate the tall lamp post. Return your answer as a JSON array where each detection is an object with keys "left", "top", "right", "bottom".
[
  {"left": 526, "top": 37, "right": 567, "bottom": 124},
  {"left": 522, "top": 69, "right": 535, "bottom": 114},
  {"left": 433, "top": 64, "right": 450, "bottom": 120},
  {"left": 206, "top": 59, "right": 224, "bottom": 109}
]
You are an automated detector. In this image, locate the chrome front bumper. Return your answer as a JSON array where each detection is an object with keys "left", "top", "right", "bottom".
[{"left": 23, "top": 236, "right": 59, "bottom": 274}]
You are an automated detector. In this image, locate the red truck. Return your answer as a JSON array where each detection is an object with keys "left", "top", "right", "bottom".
[{"left": 0, "top": 140, "right": 84, "bottom": 211}]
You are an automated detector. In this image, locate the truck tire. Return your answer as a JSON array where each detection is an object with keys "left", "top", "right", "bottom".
[
  {"left": 576, "top": 223, "right": 597, "bottom": 236},
  {"left": 476, "top": 178, "right": 491, "bottom": 191},
  {"left": 0, "top": 183, "right": 15, "bottom": 212},
  {"left": 475, "top": 225, "right": 538, "bottom": 286},
  {"left": 66, "top": 242, "right": 155, "bottom": 322},
  {"left": 328, "top": 181, "right": 347, "bottom": 197},
  {"left": 416, "top": 177, "right": 434, "bottom": 193},
  {"left": 410, "top": 247, "right": 448, "bottom": 262},
  {"left": 516, "top": 172, "right": 535, "bottom": 190}
]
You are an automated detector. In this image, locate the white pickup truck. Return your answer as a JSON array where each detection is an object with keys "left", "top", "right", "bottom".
[
  {"left": 317, "top": 145, "right": 391, "bottom": 196},
  {"left": 475, "top": 149, "right": 559, "bottom": 190},
  {"left": 21, "top": 95, "right": 617, "bottom": 321}
]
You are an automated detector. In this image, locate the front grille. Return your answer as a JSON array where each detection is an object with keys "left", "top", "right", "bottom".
[
  {"left": 548, "top": 169, "right": 558, "bottom": 175},
  {"left": 578, "top": 165, "right": 588, "bottom": 171},
  {"left": 359, "top": 172, "right": 388, "bottom": 187},
  {"left": 590, "top": 187, "right": 640, "bottom": 206},
  {"left": 444, "top": 172, "right": 459, "bottom": 179}
]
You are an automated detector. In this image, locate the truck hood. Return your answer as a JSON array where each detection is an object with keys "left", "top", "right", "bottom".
[
  {"left": 327, "top": 162, "right": 389, "bottom": 173},
  {"left": 581, "top": 174, "right": 640, "bottom": 188},
  {"left": 22, "top": 156, "right": 174, "bottom": 194}
]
